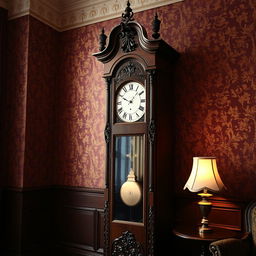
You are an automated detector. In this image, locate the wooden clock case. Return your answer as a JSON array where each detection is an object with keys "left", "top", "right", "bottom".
[{"left": 93, "top": 3, "right": 179, "bottom": 255}]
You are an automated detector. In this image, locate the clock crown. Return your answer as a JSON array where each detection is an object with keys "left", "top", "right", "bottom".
[{"left": 121, "top": 0, "right": 134, "bottom": 24}]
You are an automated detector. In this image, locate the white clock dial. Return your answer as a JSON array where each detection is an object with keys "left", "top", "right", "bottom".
[{"left": 116, "top": 82, "right": 146, "bottom": 122}]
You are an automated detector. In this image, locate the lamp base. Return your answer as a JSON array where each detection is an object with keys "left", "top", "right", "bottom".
[
  {"left": 199, "top": 227, "right": 212, "bottom": 233},
  {"left": 199, "top": 223, "right": 212, "bottom": 233},
  {"left": 198, "top": 190, "right": 213, "bottom": 234}
]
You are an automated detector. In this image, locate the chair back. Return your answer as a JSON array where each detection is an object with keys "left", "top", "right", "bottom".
[{"left": 245, "top": 201, "right": 256, "bottom": 254}]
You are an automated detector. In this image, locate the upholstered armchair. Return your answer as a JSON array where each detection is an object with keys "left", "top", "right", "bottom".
[{"left": 209, "top": 201, "right": 256, "bottom": 256}]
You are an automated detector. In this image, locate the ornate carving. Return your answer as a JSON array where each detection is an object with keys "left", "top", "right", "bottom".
[
  {"left": 152, "top": 13, "right": 161, "bottom": 39},
  {"left": 209, "top": 245, "right": 219, "bottom": 256},
  {"left": 120, "top": 23, "right": 136, "bottom": 53},
  {"left": 148, "top": 120, "right": 156, "bottom": 143},
  {"left": 112, "top": 231, "right": 144, "bottom": 256},
  {"left": 116, "top": 61, "right": 145, "bottom": 84},
  {"left": 119, "top": 1, "right": 136, "bottom": 53},
  {"left": 99, "top": 28, "right": 107, "bottom": 51},
  {"left": 148, "top": 206, "right": 155, "bottom": 256},
  {"left": 121, "top": 0, "right": 134, "bottom": 24},
  {"left": 104, "top": 201, "right": 110, "bottom": 256},
  {"left": 104, "top": 123, "right": 111, "bottom": 143}
]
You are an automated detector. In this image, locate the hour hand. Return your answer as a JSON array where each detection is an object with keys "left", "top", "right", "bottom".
[{"left": 122, "top": 97, "right": 129, "bottom": 102}]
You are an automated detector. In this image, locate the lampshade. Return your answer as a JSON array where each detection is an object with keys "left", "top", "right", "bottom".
[{"left": 184, "top": 157, "right": 225, "bottom": 193}]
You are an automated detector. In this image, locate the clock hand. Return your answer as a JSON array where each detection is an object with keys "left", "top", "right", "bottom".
[
  {"left": 122, "top": 97, "right": 130, "bottom": 102},
  {"left": 132, "top": 92, "right": 138, "bottom": 101},
  {"left": 128, "top": 92, "right": 138, "bottom": 104}
]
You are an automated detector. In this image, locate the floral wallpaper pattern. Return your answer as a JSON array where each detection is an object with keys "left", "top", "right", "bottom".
[
  {"left": 24, "top": 17, "right": 58, "bottom": 187},
  {"left": 5, "top": 16, "right": 29, "bottom": 187},
  {"left": 4, "top": 16, "right": 58, "bottom": 187},
  {"left": 3, "top": 0, "right": 256, "bottom": 199}
]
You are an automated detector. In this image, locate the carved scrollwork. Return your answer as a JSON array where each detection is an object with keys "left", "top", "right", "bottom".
[
  {"left": 148, "top": 206, "right": 155, "bottom": 256},
  {"left": 104, "top": 201, "right": 110, "bottom": 256},
  {"left": 104, "top": 123, "right": 111, "bottom": 143},
  {"left": 148, "top": 120, "right": 156, "bottom": 143},
  {"left": 112, "top": 231, "right": 144, "bottom": 256},
  {"left": 115, "top": 61, "right": 145, "bottom": 84},
  {"left": 120, "top": 23, "right": 136, "bottom": 53},
  {"left": 209, "top": 245, "right": 219, "bottom": 256},
  {"left": 119, "top": 0, "right": 136, "bottom": 53},
  {"left": 122, "top": 61, "right": 136, "bottom": 77}
]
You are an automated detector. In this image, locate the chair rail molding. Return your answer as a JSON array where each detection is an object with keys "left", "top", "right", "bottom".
[{"left": 1, "top": 0, "right": 184, "bottom": 31}]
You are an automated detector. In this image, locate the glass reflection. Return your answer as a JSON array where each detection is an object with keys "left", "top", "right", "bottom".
[{"left": 114, "top": 136, "right": 144, "bottom": 222}]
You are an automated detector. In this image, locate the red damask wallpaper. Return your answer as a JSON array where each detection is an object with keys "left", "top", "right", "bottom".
[
  {"left": 56, "top": 0, "right": 256, "bottom": 199},
  {"left": 4, "top": 16, "right": 29, "bottom": 187},
  {"left": 4, "top": 16, "right": 58, "bottom": 187},
  {"left": 3, "top": 0, "right": 256, "bottom": 200},
  {"left": 54, "top": 22, "right": 114, "bottom": 188},
  {"left": 24, "top": 17, "right": 58, "bottom": 187}
]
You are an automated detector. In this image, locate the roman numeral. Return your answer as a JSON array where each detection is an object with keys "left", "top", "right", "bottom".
[
  {"left": 139, "top": 106, "right": 144, "bottom": 111},
  {"left": 129, "top": 114, "right": 132, "bottom": 121},
  {"left": 139, "top": 91, "right": 144, "bottom": 96},
  {"left": 123, "top": 112, "right": 127, "bottom": 119},
  {"left": 129, "top": 83, "right": 133, "bottom": 90},
  {"left": 141, "top": 99, "right": 145, "bottom": 103},
  {"left": 123, "top": 87, "right": 127, "bottom": 92},
  {"left": 118, "top": 107, "right": 123, "bottom": 113},
  {"left": 117, "top": 101, "right": 122, "bottom": 105}
]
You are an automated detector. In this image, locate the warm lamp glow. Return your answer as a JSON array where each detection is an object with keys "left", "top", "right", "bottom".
[
  {"left": 184, "top": 157, "right": 225, "bottom": 193},
  {"left": 184, "top": 157, "right": 225, "bottom": 233}
]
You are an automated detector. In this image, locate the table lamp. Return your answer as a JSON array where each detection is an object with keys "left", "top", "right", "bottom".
[{"left": 184, "top": 157, "right": 225, "bottom": 233}]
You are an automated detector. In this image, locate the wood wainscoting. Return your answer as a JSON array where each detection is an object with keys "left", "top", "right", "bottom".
[
  {"left": 1, "top": 187, "right": 104, "bottom": 256},
  {"left": 54, "top": 187, "right": 104, "bottom": 256},
  {"left": 0, "top": 187, "right": 249, "bottom": 256}
]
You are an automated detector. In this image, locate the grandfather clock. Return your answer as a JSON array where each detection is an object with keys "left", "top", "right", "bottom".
[{"left": 93, "top": 2, "right": 179, "bottom": 255}]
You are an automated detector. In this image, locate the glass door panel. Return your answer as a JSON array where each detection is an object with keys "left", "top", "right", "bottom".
[{"left": 114, "top": 135, "right": 144, "bottom": 222}]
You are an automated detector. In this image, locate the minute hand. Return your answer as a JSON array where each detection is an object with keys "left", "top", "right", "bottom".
[{"left": 130, "top": 92, "right": 138, "bottom": 102}]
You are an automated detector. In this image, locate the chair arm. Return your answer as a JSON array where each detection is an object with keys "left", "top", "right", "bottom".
[{"left": 209, "top": 233, "right": 251, "bottom": 256}]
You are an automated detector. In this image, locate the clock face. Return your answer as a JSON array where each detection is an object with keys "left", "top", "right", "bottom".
[{"left": 116, "top": 82, "right": 146, "bottom": 122}]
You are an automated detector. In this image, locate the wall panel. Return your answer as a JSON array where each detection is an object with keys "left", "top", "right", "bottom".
[{"left": 2, "top": 187, "right": 104, "bottom": 256}]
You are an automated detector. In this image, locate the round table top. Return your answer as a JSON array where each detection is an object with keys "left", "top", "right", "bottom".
[{"left": 173, "top": 224, "right": 245, "bottom": 242}]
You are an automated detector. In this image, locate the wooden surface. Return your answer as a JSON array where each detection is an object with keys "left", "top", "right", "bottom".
[
  {"left": 173, "top": 224, "right": 246, "bottom": 256},
  {"left": 173, "top": 224, "right": 245, "bottom": 242}
]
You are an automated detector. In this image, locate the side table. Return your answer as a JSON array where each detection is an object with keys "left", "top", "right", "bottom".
[{"left": 173, "top": 224, "right": 245, "bottom": 256}]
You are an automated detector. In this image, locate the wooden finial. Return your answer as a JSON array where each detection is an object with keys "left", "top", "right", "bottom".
[
  {"left": 152, "top": 13, "right": 161, "bottom": 39},
  {"left": 121, "top": 0, "right": 134, "bottom": 24},
  {"left": 99, "top": 28, "right": 107, "bottom": 51}
]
